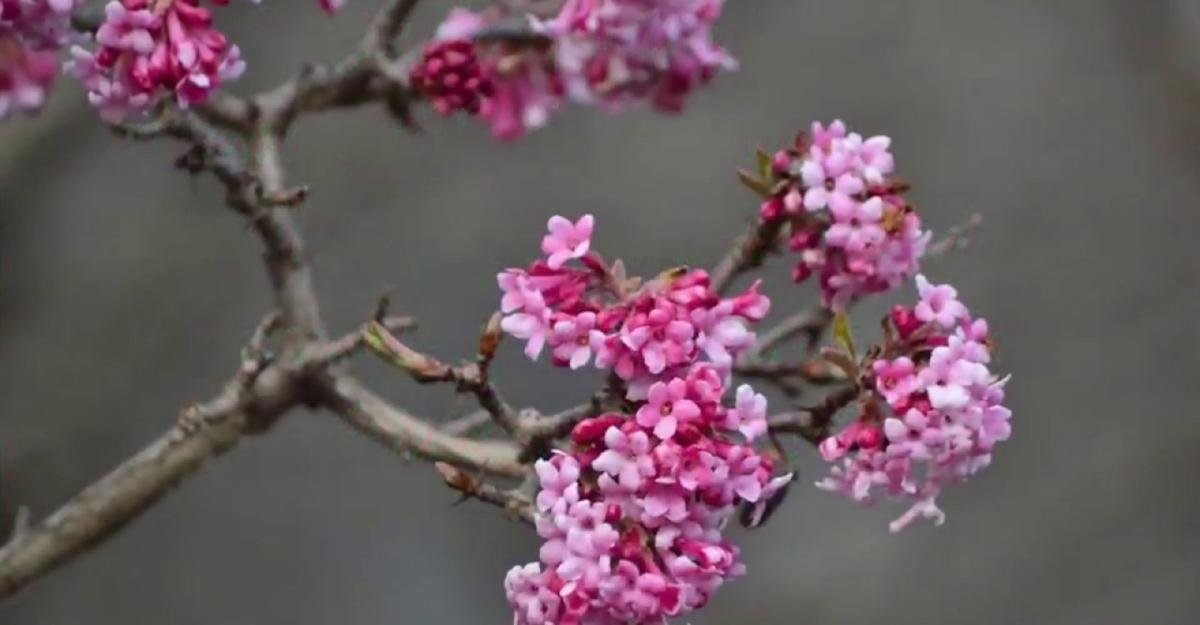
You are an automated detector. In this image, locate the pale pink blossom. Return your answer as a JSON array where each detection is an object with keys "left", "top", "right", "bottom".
[
  {"left": 636, "top": 378, "right": 700, "bottom": 440},
  {"left": 914, "top": 274, "right": 968, "bottom": 329},
  {"left": 541, "top": 214, "right": 594, "bottom": 269}
]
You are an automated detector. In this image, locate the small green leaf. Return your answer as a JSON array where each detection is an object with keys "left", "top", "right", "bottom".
[
  {"left": 737, "top": 169, "right": 773, "bottom": 198},
  {"left": 755, "top": 147, "right": 773, "bottom": 181},
  {"left": 363, "top": 322, "right": 406, "bottom": 368},
  {"left": 833, "top": 312, "right": 857, "bottom": 359}
]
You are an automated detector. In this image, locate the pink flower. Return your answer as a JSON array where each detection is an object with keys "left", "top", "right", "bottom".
[
  {"left": 592, "top": 426, "right": 654, "bottom": 492},
  {"left": 0, "top": 28, "right": 59, "bottom": 119},
  {"left": 636, "top": 378, "right": 700, "bottom": 440},
  {"left": 914, "top": 274, "right": 968, "bottom": 329},
  {"left": 618, "top": 306, "right": 696, "bottom": 376},
  {"left": 543, "top": 0, "right": 735, "bottom": 114},
  {"left": 501, "top": 308, "right": 552, "bottom": 360},
  {"left": 551, "top": 311, "right": 605, "bottom": 369},
  {"left": 825, "top": 196, "right": 886, "bottom": 252},
  {"left": 541, "top": 214, "right": 594, "bottom": 269},
  {"left": 721, "top": 384, "right": 767, "bottom": 441},
  {"left": 873, "top": 357, "right": 921, "bottom": 409},
  {"left": 801, "top": 168, "right": 863, "bottom": 213},
  {"left": 534, "top": 454, "right": 581, "bottom": 512},
  {"left": 408, "top": 38, "right": 493, "bottom": 117}
]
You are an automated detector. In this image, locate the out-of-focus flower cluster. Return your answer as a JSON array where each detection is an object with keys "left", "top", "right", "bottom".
[
  {"left": 410, "top": 1, "right": 734, "bottom": 141},
  {"left": 745, "top": 120, "right": 931, "bottom": 310},
  {"left": 0, "top": 0, "right": 81, "bottom": 119},
  {"left": 499, "top": 215, "right": 788, "bottom": 624},
  {"left": 68, "top": 0, "right": 247, "bottom": 123},
  {"left": 498, "top": 214, "right": 768, "bottom": 399},
  {"left": 60, "top": 0, "right": 343, "bottom": 123},
  {"left": 816, "top": 275, "right": 1012, "bottom": 532}
]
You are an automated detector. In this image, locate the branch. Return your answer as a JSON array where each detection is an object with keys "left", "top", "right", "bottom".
[
  {"left": 0, "top": 315, "right": 300, "bottom": 600},
  {"left": 927, "top": 213, "right": 983, "bottom": 258},
  {"left": 434, "top": 463, "right": 534, "bottom": 524},
  {"left": 767, "top": 385, "right": 861, "bottom": 445},
  {"left": 710, "top": 219, "right": 784, "bottom": 295},
  {"left": 199, "top": 0, "right": 424, "bottom": 136},
  {"left": 362, "top": 321, "right": 522, "bottom": 433},
  {"left": 315, "top": 374, "right": 526, "bottom": 477},
  {"left": 745, "top": 306, "right": 834, "bottom": 360}
]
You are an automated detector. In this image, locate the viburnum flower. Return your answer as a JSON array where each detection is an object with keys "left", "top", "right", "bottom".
[
  {"left": 498, "top": 214, "right": 790, "bottom": 624},
  {"left": 542, "top": 214, "right": 594, "bottom": 269},
  {"left": 0, "top": 0, "right": 83, "bottom": 119},
  {"left": 408, "top": 38, "right": 494, "bottom": 117},
  {"left": 816, "top": 275, "right": 1012, "bottom": 532},
  {"left": 497, "top": 214, "right": 767, "bottom": 397},
  {"left": 506, "top": 366, "right": 787, "bottom": 625},
  {"left": 427, "top": 7, "right": 565, "bottom": 141},
  {"left": 0, "top": 26, "right": 58, "bottom": 119},
  {"left": 70, "top": 0, "right": 246, "bottom": 122},
  {"left": 426, "top": 2, "right": 734, "bottom": 140},
  {"left": 747, "top": 120, "right": 932, "bottom": 310},
  {"left": 540, "top": 0, "right": 736, "bottom": 112}
]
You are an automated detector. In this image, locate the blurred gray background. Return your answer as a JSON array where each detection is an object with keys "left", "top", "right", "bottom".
[{"left": 2, "top": 0, "right": 1199, "bottom": 623}]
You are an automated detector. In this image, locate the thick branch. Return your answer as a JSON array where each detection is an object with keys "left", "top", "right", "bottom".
[
  {"left": 0, "top": 419, "right": 247, "bottom": 599},
  {"left": 0, "top": 337, "right": 301, "bottom": 599}
]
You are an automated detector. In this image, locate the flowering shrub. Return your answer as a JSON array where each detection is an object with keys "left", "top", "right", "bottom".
[
  {"left": 495, "top": 206, "right": 1010, "bottom": 621},
  {"left": 0, "top": 1, "right": 1014, "bottom": 622}
]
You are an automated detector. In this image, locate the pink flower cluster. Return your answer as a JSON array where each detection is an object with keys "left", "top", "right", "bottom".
[
  {"left": 67, "top": 0, "right": 345, "bottom": 122},
  {"left": 68, "top": 0, "right": 246, "bottom": 122},
  {"left": 505, "top": 366, "right": 788, "bottom": 625},
  {"left": 0, "top": 0, "right": 81, "bottom": 119},
  {"left": 417, "top": 2, "right": 734, "bottom": 141},
  {"left": 408, "top": 38, "right": 494, "bottom": 117},
  {"left": 757, "top": 120, "right": 931, "bottom": 310},
  {"left": 816, "top": 275, "right": 1012, "bottom": 532},
  {"left": 498, "top": 214, "right": 769, "bottom": 399},
  {"left": 540, "top": 0, "right": 735, "bottom": 113}
]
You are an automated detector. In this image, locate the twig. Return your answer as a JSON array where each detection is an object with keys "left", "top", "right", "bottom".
[
  {"left": 316, "top": 374, "right": 526, "bottom": 477},
  {"left": 928, "top": 213, "right": 983, "bottom": 258},
  {"left": 746, "top": 306, "right": 834, "bottom": 361},
  {"left": 710, "top": 219, "right": 784, "bottom": 295},
  {"left": 434, "top": 463, "right": 534, "bottom": 524},
  {"left": 441, "top": 410, "right": 496, "bottom": 437},
  {"left": 363, "top": 322, "right": 522, "bottom": 433},
  {"left": 767, "top": 385, "right": 861, "bottom": 445}
]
